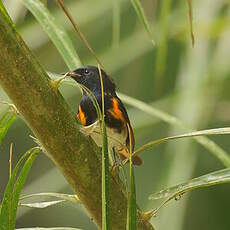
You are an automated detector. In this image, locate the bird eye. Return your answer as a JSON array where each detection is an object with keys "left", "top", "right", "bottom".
[{"left": 84, "top": 69, "right": 90, "bottom": 75}]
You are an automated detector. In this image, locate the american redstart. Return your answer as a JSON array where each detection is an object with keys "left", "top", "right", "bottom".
[{"left": 65, "top": 66, "right": 143, "bottom": 166}]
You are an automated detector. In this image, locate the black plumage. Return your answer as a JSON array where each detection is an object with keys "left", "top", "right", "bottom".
[{"left": 66, "top": 66, "right": 142, "bottom": 165}]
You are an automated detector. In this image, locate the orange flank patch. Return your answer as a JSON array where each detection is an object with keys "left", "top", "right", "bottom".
[
  {"left": 110, "top": 98, "right": 125, "bottom": 122},
  {"left": 77, "top": 105, "right": 86, "bottom": 126}
]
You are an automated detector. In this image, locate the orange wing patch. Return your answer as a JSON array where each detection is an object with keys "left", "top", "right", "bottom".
[
  {"left": 77, "top": 105, "right": 86, "bottom": 126},
  {"left": 109, "top": 97, "right": 125, "bottom": 122}
]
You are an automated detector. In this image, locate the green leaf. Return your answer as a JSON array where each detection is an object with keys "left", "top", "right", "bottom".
[
  {"left": 133, "top": 127, "right": 230, "bottom": 159},
  {"left": 0, "top": 149, "right": 33, "bottom": 229},
  {"left": 0, "top": 148, "right": 39, "bottom": 230},
  {"left": 19, "top": 192, "right": 80, "bottom": 209},
  {"left": 148, "top": 168, "right": 230, "bottom": 216},
  {"left": 99, "top": 66, "right": 110, "bottom": 230},
  {"left": 127, "top": 167, "right": 136, "bottom": 230},
  {"left": 22, "top": 0, "right": 81, "bottom": 70},
  {"left": 0, "top": 110, "right": 17, "bottom": 144},
  {"left": 150, "top": 168, "right": 230, "bottom": 200},
  {"left": 0, "top": 1, "right": 14, "bottom": 26},
  {"left": 127, "top": 124, "right": 136, "bottom": 230},
  {"left": 11, "top": 150, "right": 39, "bottom": 228},
  {"left": 20, "top": 200, "right": 65, "bottom": 209},
  {"left": 130, "top": 0, "right": 155, "bottom": 46},
  {"left": 186, "top": 0, "right": 195, "bottom": 47},
  {"left": 101, "top": 122, "right": 110, "bottom": 230},
  {"left": 20, "top": 192, "right": 78, "bottom": 203}
]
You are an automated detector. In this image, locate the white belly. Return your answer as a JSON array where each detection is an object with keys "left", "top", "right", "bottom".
[{"left": 80, "top": 120, "right": 127, "bottom": 151}]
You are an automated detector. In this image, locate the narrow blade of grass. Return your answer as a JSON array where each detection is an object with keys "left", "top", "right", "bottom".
[
  {"left": 132, "top": 127, "right": 230, "bottom": 159},
  {"left": 148, "top": 168, "right": 230, "bottom": 217},
  {"left": 0, "top": 109, "right": 17, "bottom": 144},
  {"left": 22, "top": 0, "right": 81, "bottom": 69},
  {"left": 151, "top": 168, "right": 230, "bottom": 200},
  {"left": 0, "top": 147, "right": 39, "bottom": 230},
  {"left": 186, "top": 0, "right": 195, "bottom": 47},
  {"left": 127, "top": 124, "right": 136, "bottom": 229},
  {"left": 0, "top": 148, "right": 35, "bottom": 228},
  {"left": 57, "top": 0, "right": 103, "bottom": 67},
  {"left": 11, "top": 150, "right": 39, "bottom": 229},
  {"left": 119, "top": 93, "right": 230, "bottom": 167},
  {"left": 19, "top": 192, "right": 80, "bottom": 209},
  {"left": 98, "top": 65, "right": 110, "bottom": 229},
  {"left": 20, "top": 200, "right": 65, "bottom": 209},
  {"left": 101, "top": 121, "right": 110, "bottom": 230},
  {"left": 127, "top": 168, "right": 136, "bottom": 229},
  {"left": 130, "top": 0, "right": 155, "bottom": 46},
  {"left": 20, "top": 192, "right": 79, "bottom": 203}
]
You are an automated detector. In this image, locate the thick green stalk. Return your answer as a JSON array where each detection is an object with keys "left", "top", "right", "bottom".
[{"left": 0, "top": 3, "right": 153, "bottom": 230}]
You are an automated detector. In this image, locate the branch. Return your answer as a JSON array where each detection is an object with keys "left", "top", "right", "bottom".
[{"left": 0, "top": 3, "right": 154, "bottom": 230}]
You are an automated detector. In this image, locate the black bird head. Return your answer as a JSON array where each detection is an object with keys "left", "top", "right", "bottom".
[{"left": 66, "top": 66, "right": 115, "bottom": 95}]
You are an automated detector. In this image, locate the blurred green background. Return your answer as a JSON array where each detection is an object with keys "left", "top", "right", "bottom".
[{"left": 1, "top": 0, "right": 230, "bottom": 229}]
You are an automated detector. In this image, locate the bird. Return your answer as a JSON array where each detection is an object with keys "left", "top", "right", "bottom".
[{"left": 65, "top": 66, "right": 143, "bottom": 166}]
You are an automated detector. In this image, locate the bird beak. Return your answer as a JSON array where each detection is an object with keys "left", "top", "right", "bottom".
[{"left": 62, "top": 71, "right": 81, "bottom": 78}]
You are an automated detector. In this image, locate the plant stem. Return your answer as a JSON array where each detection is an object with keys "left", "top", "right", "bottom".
[{"left": 0, "top": 2, "right": 154, "bottom": 229}]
